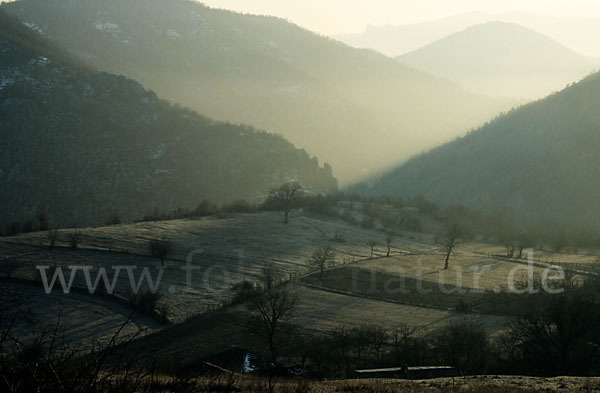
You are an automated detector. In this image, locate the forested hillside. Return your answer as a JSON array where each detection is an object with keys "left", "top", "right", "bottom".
[
  {"left": 361, "top": 71, "right": 600, "bottom": 225},
  {"left": 2, "top": 0, "right": 513, "bottom": 182},
  {"left": 0, "top": 10, "right": 336, "bottom": 228}
]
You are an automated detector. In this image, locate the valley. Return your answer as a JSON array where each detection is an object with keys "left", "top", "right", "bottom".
[
  {"left": 2, "top": 205, "right": 598, "bottom": 369},
  {"left": 2, "top": 0, "right": 600, "bottom": 391}
]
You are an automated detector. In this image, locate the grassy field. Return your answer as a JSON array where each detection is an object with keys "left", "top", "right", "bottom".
[
  {"left": 0, "top": 211, "right": 435, "bottom": 323},
  {"left": 301, "top": 252, "right": 583, "bottom": 316},
  {"left": 2, "top": 209, "right": 599, "bottom": 362},
  {"left": 291, "top": 283, "right": 508, "bottom": 333},
  {"left": 0, "top": 280, "right": 162, "bottom": 348},
  {"left": 302, "top": 266, "right": 514, "bottom": 316},
  {"left": 358, "top": 252, "right": 551, "bottom": 291}
]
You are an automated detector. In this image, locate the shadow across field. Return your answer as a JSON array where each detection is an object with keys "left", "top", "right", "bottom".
[{"left": 302, "top": 265, "right": 550, "bottom": 317}]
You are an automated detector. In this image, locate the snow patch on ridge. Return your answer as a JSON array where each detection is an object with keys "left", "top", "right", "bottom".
[
  {"left": 95, "top": 21, "right": 121, "bottom": 33},
  {"left": 22, "top": 21, "right": 44, "bottom": 34},
  {"left": 166, "top": 29, "right": 181, "bottom": 39}
]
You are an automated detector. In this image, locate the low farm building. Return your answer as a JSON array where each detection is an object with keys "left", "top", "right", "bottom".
[{"left": 354, "top": 366, "right": 459, "bottom": 379}]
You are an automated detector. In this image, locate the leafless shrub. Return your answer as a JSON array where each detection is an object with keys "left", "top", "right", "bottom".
[
  {"left": 194, "top": 200, "right": 216, "bottom": 216},
  {"left": 434, "top": 319, "right": 490, "bottom": 374},
  {"left": 149, "top": 238, "right": 172, "bottom": 266},
  {"left": 157, "top": 303, "right": 170, "bottom": 324},
  {"left": 231, "top": 280, "right": 261, "bottom": 304},
  {"left": 308, "top": 245, "right": 335, "bottom": 279},
  {"left": 105, "top": 212, "right": 121, "bottom": 226},
  {"left": 68, "top": 229, "right": 82, "bottom": 249},
  {"left": 331, "top": 230, "right": 345, "bottom": 243},
  {"left": 22, "top": 220, "right": 35, "bottom": 233},
  {"left": 0, "top": 305, "right": 174, "bottom": 393},
  {"left": 222, "top": 200, "right": 254, "bottom": 213},
  {"left": 127, "top": 289, "right": 163, "bottom": 316},
  {"left": 47, "top": 227, "right": 59, "bottom": 248},
  {"left": 36, "top": 211, "right": 50, "bottom": 231},
  {"left": 367, "top": 240, "right": 377, "bottom": 259}
]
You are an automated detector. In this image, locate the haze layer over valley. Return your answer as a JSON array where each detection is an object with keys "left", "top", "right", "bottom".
[
  {"left": 3, "top": 0, "right": 514, "bottom": 183},
  {"left": 397, "top": 22, "right": 598, "bottom": 99}
]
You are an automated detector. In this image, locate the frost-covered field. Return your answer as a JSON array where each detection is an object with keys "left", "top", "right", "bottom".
[
  {"left": 1, "top": 210, "right": 597, "bottom": 345},
  {"left": 360, "top": 253, "right": 554, "bottom": 291},
  {"left": 291, "top": 283, "right": 508, "bottom": 333},
  {"left": 0, "top": 211, "right": 426, "bottom": 322},
  {"left": 0, "top": 281, "right": 161, "bottom": 348}
]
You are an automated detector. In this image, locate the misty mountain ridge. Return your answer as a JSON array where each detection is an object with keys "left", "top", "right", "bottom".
[
  {"left": 0, "top": 10, "right": 336, "bottom": 227},
  {"left": 2, "top": 0, "right": 514, "bottom": 183},
  {"left": 337, "top": 11, "right": 600, "bottom": 59},
  {"left": 396, "top": 22, "right": 598, "bottom": 99},
  {"left": 335, "top": 11, "right": 492, "bottom": 57},
  {"left": 359, "top": 70, "right": 600, "bottom": 226}
]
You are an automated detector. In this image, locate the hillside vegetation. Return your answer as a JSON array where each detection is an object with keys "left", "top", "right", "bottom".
[
  {"left": 360, "top": 71, "right": 600, "bottom": 226},
  {"left": 0, "top": 10, "right": 336, "bottom": 227},
  {"left": 2, "top": 0, "right": 514, "bottom": 182},
  {"left": 4, "top": 197, "right": 600, "bottom": 381}
]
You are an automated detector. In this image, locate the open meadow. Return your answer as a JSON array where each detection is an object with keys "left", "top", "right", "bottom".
[{"left": 2, "top": 207, "right": 598, "bottom": 366}]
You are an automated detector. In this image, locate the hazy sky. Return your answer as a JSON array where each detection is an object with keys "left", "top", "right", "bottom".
[{"left": 201, "top": 0, "right": 600, "bottom": 35}]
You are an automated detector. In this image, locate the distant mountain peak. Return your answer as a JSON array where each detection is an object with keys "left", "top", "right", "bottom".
[
  {"left": 337, "top": 12, "right": 600, "bottom": 59},
  {"left": 396, "top": 21, "right": 597, "bottom": 99}
]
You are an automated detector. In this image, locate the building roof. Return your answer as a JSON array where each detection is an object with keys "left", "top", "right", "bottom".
[{"left": 354, "top": 366, "right": 455, "bottom": 373}]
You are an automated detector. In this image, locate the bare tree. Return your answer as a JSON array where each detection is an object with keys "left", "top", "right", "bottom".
[
  {"left": 505, "top": 240, "right": 516, "bottom": 258},
  {"left": 392, "top": 324, "right": 419, "bottom": 365},
  {"left": 36, "top": 211, "right": 50, "bottom": 231},
  {"left": 516, "top": 233, "right": 533, "bottom": 259},
  {"left": 435, "top": 319, "right": 490, "bottom": 375},
  {"left": 501, "top": 231, "right": 532, "bottom": 259},
  {"left": 363, "top": 324, "right": 388, "bottom": 361},
  {"left": 267, "top": 182, "right": 302, "bottom": 224},
  {"left": 127, "top": 289, "right": 163, "bottom": 316},
  {"left": 261, "top": 263, "right": 280, "bottom": 291},
  {"left": 440, "top": 222, "right": 462, "bottom": 270},
  {"left": 150, "top": 239, "right": 172, "bottom": 267},
  {"left": 248, "top": 269, "right": 298, "bottom": 362},
  {"left": 47, "top": 227, "right": 59, "bottom": 248},
  {"left": 68, "top": 229, "right": 82, "bottom": 249},
  {"left": 231, "top": 280, "right": 261, "bottom": 304},
  {"left": 385, "top": 232, "right": 393, "bottom": 257},
  {"left": 308, "top": 245, "right": 335, "bottom": 279},
  {"left": 105, "top": 212, "right": 121, "bottom": 226},
  {"left": 507, "top": 293, "right": 598, "bottom": 375},
  {"left": 551, "top": 229, "right": 568, "bottom": 253},
  {"left": 367, "top": 240, "right": 377, "bottom": 259}
]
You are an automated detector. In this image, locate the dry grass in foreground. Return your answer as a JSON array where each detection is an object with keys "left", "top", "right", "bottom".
[{"left": 178, "top": 374, "right": 600, "bottom": 393}]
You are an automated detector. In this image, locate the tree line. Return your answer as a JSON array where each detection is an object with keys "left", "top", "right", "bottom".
[{"left": 232, "top": 266, "right": 600, "bottom": 378}]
